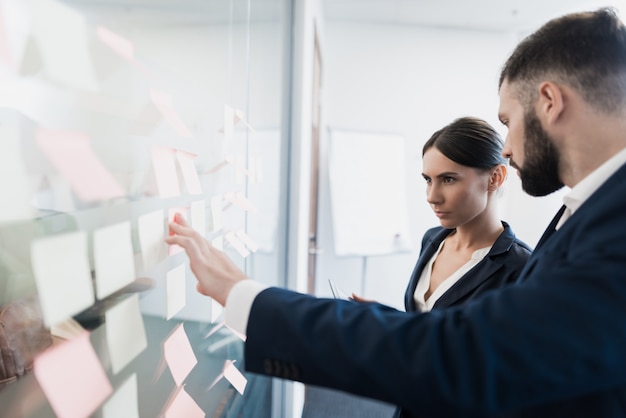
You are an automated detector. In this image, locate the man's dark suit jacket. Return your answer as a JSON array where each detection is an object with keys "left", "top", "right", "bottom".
[
  {"left": 243, "top": 163, "right": 626, "bottom": 417},
  {"left": 404, "top": 222, "right": 531, "bottom": 313}
]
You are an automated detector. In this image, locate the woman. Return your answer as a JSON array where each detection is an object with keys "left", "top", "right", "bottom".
[{"left": 404, "top": 116, "right": 531, "bottom": 313}]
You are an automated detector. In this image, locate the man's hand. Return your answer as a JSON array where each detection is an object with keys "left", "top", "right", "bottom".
[{"left": 165, "top": 213, "right": 247, "bottom": 306}]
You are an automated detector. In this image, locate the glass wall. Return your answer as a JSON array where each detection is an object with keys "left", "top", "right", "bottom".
[{"left": 0, "top": 0, "right": 290, "bottom": 416}]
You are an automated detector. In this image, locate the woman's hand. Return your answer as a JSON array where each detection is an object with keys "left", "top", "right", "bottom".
[{"left": 165, "top": 214, "right": 247, "bottom": 306}]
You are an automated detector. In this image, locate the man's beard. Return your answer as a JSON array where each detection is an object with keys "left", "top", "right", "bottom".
[{"left": 517, "top": 110, "right": 565, "bottom": 196}]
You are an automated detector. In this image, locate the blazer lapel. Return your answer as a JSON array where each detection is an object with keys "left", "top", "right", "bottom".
[{"left": 404, "top": 229, "right": 452, "bottom": 311}]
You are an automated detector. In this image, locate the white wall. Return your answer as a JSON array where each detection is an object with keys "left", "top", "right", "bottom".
[{"left": 316, "top": 22, "right": 566, "bottom": 309}]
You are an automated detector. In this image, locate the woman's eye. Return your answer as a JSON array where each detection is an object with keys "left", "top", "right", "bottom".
[{"left": 443, "top": 177, "right": 455, "bottom": 184}]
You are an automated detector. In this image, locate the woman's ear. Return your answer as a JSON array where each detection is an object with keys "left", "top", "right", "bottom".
[{"left": 488, "top": 164, "right": 507, "bottom": 191}]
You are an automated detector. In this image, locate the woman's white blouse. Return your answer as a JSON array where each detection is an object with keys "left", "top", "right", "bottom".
[{"left": 414, "top": 240, "right": 492, "bottom": 312}]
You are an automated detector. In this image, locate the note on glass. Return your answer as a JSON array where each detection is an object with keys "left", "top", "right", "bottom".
[
  {"left": 224, "top": 231, "right": 250, "bottom": 258},
  {"left": 0, "top": 123, "right": 33, "bottom": 221},
  {"left": 29, "top": 0, "right": 99, "bottom": 91},
  {"left": 36, "top": 129, "right": 125, "bottom": 202},
  {"left": 138, "top": 209, "right": 166, "bottom": 270},
  {"left": 104, "top": 294, "right": 147, "bottom": 375},
  {"left": 33, "top": 331, "right": 112, "bottom": 418},
  {"left": 224, "top": 360, "right": 247, "bottom": 395},
  {"left": 166, "top": 264, "right": 186, "bottom": 320},
  {"left": 152, "top": 146, "right": 181, "bottom": 198},
  {"left": 93, "top": 221, "right": 135, "bottom": 299},
  {"left": 31, "top": 231, "right": 95, "bottom": 327},
  {"left": 164, "top": 324, "right": 197, "bottom": 387},
  {"left": 236, "top": 229, "right": 259, "bottom": 253},
  {"left": 190, "top": 199, "right": 206, "bottom": 237},
  {"left": 176, "top": 151, "right": 202, "bottom": 195},
  {"left": 165, "top": 385, "right": 204, "bottom": 418},
  {"left": 150, "top": 90, "right": 193, "bottom": 138},
  {"left": 96, "top": 25, "right": 134, "bottom": 62},
  {"left": 102, "top": 374, "right": 139, "bottom": 418}
]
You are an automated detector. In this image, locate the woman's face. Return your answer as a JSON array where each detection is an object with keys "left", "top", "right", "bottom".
[{"left": 422, "top": 147, "right": 492, "bottom": 229}]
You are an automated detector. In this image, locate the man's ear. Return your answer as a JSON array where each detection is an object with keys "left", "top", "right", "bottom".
[{"left": 537, "top": 81, "right": 565, "bottom": 125}]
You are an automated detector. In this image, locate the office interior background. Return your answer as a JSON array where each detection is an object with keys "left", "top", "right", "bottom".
[{"left": 0, "top": 0, "right": 621, "bottom": 417}]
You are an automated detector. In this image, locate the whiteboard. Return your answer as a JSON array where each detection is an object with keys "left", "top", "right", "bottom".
[{"left": 328, "top": 130, "right": 411, "bottom": 256}]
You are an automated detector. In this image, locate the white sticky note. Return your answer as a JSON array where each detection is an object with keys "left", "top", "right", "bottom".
[
  {"left": 138, "top": 210, "right": 166, "bottom": 270},
  {"left": 166, "top": 264, "right": 186, "bottom": 320},
  {"left": 190, "top": 200, "right": 206, "bottom": 237},
  {"left": 234, "top": 154, "right": 246, "bottom": 185},
  {"left": 102, "top": 374, "right": 139, "bottom": 418},
  {"left": 210, "top": 196, "right": 223, "bottom": 232},
  {"left": 93, "top": 222, "right": 135, "bottom": 299},
  {"left": 164, "top": 324, "right": 197, "bottom": 387},
  {"left": 224, "top": 360, "right": 247, "bottom": 395},
  {"left": 29, "top": 0, "right": 99, "bottom": 91},
  {"left": 152, "top": 146, "right": 180, "bottom": 198},
  {"left": 31, "top": 231, "right": 95, "bottom": 327},
  {"left": 224, "top": 232, "right": 250, "bottom": 258},
  {"left": 176, "top": 151, "right": 202, "bottom": 195},
  {"left": 105, "top": 294, "right": 147, "bottom": 374},
  {"left": 235, "top": 229, "right": 259, "bottom": 253},
  {"left": 33, "top": 331, "right": 112, "bottom": 418}
]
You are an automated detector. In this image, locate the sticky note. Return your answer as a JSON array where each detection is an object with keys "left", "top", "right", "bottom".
[
  {"left": 166, "top": 264, "right": 186, "bottom": 320},
  {"left": 33, "top": 332, "right": 112, "bottom": 418},
  {"left": 102, "top": 374, "right": 139, "bottom": 418},
  {"left": 138, "top": 210, "right": 166, "bottom": 269},
  {"left": 93, "top": 221, "right": 135, "bottom": 299},
  {"left": 177, "top": 151, "right": 202, "bottom": 195},
  {"left": 152, "top": 146, "right": 180, "bottom": 198},
  {"left": 164, "top": 324, "right": 197, "bottom": 387},
  {"left": 235, "top": 229, "right": 259, "bottom": 253},
  {"left": 224, "top": 232, "right": 250, "bottom": 258},
  {"left": 31, "top": 231, "right": 95, "bottom": 327},
  {"left": 210, "top": 196, "right": 223, "bottom": 232},
  {"left": 104, "top": 294, "right": 147, "bottom": 374},
  {"left": 224, "top": 360, "right": 247, "bottom": 395},
  {"left": 36, "top": 129, "right": 125, "bottom": 202},
  {"left": 164, "top": 385, "right": 204, "bottom": 418}
]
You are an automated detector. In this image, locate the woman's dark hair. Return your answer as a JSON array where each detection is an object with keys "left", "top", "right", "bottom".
[{"left": 422, "top": 117, "right": 506, "bottom": 170}]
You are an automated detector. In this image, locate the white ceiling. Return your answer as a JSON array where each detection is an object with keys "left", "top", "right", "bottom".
[{"left": 322, "top": 0, "right": 626, "bottom": 32}]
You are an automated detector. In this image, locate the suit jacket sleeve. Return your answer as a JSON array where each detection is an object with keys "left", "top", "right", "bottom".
[{"left": 244, "top": 170, "right": 626, "bottom": 416}]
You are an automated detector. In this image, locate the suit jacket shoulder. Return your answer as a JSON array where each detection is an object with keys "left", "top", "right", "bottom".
[{"left": 405, "top": 222, "right": 531, "bottom": 311}]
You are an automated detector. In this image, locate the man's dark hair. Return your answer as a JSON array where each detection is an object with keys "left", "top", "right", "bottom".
[{"left": 499, "top": 8, "right": 626, "bottom": 113}]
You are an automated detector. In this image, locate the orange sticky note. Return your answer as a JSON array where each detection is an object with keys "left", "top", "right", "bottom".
[
  {"left": 36, "top": 129, "right": 125, "bottom": 202},
  {"left": 34, "top": 332, "right": 112, "bottom": 418},
  {"left": 164, "top": 324, "right": 197, "bottom": 387}
]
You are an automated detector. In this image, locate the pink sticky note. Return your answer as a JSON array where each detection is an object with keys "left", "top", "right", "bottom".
[
  {"left": 164, "top": 324, "right": 198, "bottom": 387},
  {"left": 165, "top": 385, "right": 204, "bottom": 418},
  {"left": 150, "top": 90, "right": 193, "bottom": 138},
  {"left": 152, "top": 146, "right": 181, "bottom": 198},
  {"left": 96, "top": 25, "right": 134, "bottom": 61},
  {"left": 176, "top": 151, "right": 202, "bottom": 195},
  {"left": 224, "top": 360, "right": 247, "bottom": 395},
  {"left": 33, "top": 332, "right": 112, "bottom": 418},
  {"left": 36, "top": 129, "right": 125, "bottom": 201}
]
